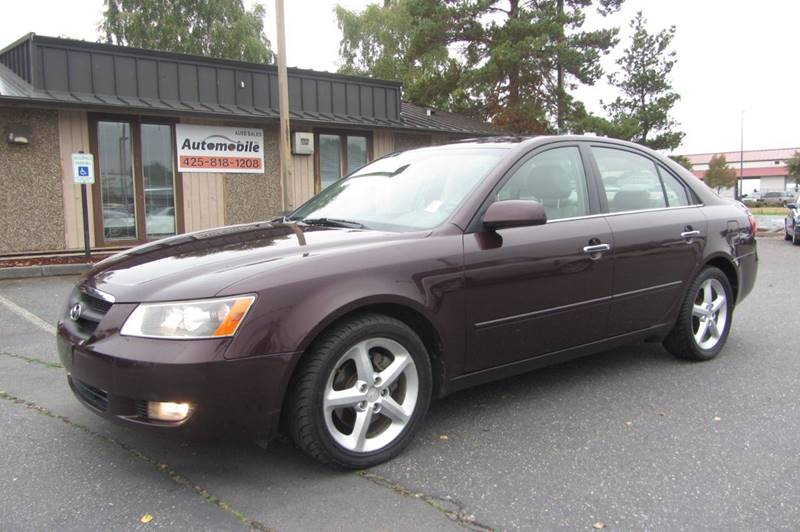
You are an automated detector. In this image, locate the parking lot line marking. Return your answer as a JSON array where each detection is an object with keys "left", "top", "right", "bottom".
[
  {"left": 0, "top": 388, "right": 275, "bottom": 532},
  {"left": 0, "top": 294, "right": 56, "bottom": 335}
]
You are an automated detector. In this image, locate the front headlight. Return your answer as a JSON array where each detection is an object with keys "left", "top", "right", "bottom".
[{"left": 120, "top": 295, "right": 256, "bottom": 339}]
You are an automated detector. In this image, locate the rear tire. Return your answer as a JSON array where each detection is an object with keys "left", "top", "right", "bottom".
[
  {"left": 287, "top": 313, "right": 433, "bottom": 469},
  {"left": 663, "top": 267, "right": 733, "bottom": 361}
]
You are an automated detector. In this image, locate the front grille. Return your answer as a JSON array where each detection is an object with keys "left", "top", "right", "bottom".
[
  {"left": 82, "top": 292, "right": 113, "bottom": 315},
  {"left": 63, "top": 286, "right": 113, "bottom": 340},
  {"left": 69, "top": 375, "right": 109, "bottom": 412}
]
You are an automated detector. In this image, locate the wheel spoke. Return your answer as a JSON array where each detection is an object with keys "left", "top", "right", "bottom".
[
  {"left": 707, "top": 317, "right": 720, "bottom": 339},
  {"left": 692, "top": 304, "right": 707, "bottom": 318},
  {"left": 380, "top": 396, "right": 410, "bottom": 424},
  {"left": 377, "top": 353, "right": 411, "bottom": 388},
  {"left": 351, "top": 407, "right": 373, "bottom": 451},
  {"left": 694, "top": 319, "right": 709, "bottom": 344},
  {"left": 702, "top": 282, "right": 713, "bottom": 305},
  {"left": 348, "top": 342, "right": 375, "bottom": 383},
  {"left": 324, "top": 386, "right": 365, "bottom": 410},
  {"left": 711, "top": 296, "right": 725, "bottom": 312}
]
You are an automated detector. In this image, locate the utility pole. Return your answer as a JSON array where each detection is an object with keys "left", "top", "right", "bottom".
[
  {"left": 738, "top": 111, "right": 744, "bottom": 201},
  {"left": 275, "top": 0, "right": 292, "bottom": 213}
]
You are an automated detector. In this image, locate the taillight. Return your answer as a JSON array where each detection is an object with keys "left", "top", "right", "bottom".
[{"left": 747, "top": 211, "right": 757, "bottom": 236}]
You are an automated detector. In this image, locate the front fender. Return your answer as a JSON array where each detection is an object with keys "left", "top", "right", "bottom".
[{"left": 221, "top": 234, "right": 466, "bottom": 369}]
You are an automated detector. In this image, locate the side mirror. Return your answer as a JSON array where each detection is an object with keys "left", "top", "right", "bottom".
[
  {"left": 482, "top": 200, "right": 547, "bottom": 230},
  {"left": 788, "top": 203, "right": 796, "bottom": 210}
]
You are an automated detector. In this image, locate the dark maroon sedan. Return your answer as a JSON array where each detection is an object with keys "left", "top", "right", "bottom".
[{"left": 58, "top": 136, "right": 758, "bottom": 468}]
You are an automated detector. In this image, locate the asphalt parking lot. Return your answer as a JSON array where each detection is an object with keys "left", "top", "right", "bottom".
[{"left": 0, "top": 236, "right": 796, "bottom": 531}]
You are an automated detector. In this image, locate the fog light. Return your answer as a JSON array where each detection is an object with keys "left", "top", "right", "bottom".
[{"left": 147, "top": 401, "right": 191, "bottom": 422}]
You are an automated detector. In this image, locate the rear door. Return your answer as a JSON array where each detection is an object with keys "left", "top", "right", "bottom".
[
  {"left": 588, "top": 144, "right": 707, "bottom": 336},
  {"left": 462, "top": 143, "right": 614, "bottom": 372}
]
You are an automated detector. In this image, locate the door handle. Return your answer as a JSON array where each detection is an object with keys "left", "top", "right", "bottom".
[
  {"left": 582, "top": 243, "right": 611, "bottom": 254},
  {"left": 680, "top": 230, "right": 700, "bottom": 239}
]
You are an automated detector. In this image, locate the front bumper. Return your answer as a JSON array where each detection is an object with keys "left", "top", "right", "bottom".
[{"left": 57, "top": 315, "right": 298, "bottom": 440}]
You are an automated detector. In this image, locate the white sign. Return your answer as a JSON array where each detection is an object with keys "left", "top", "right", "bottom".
[
  {"left": 176, "top": 124, "right": 265, "bottom": 173},
  {"left": 71, "top": 153, "right": 95, "bottom": 184}
]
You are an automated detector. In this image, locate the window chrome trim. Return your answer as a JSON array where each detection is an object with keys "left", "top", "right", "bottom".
[{"left": 545, "top": 203, "right": 704, "bottom": 224}]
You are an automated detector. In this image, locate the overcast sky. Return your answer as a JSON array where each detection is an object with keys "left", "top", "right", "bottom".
[{"left": 2, "top": 0, "right": 797, "bottom": 155}]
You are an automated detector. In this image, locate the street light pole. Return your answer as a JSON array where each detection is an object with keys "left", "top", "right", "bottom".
[
  {"left": 275, "top": 0, "right": 292, "bottom": 214},
  {"left": 739, "top": 110, "right": 744, "bottom": 201}
]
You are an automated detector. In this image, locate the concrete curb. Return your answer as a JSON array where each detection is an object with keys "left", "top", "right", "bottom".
[{"left": 0, "top": 263, "right": 91, "bottom": 280}]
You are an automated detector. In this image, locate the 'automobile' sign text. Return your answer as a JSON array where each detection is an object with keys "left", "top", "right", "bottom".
[{"left": 175, "top": 124, "right": 265, "bottom": 173}]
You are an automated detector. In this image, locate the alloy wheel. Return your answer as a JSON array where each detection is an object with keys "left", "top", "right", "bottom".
[
  {"left": 323, "top": 337, "right": 419, "bottom": 453},
  {"left": 691, "top": 278, "right": 728, "bottom": 350}
]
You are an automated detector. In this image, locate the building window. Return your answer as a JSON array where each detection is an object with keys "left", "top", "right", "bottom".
[
  {"left": 97, "top": 121, "right": 137, "bottom": 240},
  {"left": 141, "top": 124, "right": 177, "bottom": 238},
  {"left": 91, "top": 116, "right": 182, "bottom": 246},
  {"left": 315, "top": 131, "right": 371, "bottom": 191}
]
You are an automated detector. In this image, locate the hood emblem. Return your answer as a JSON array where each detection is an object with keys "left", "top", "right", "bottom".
[{"left": 69, "top": 303, "right": 83, "bottom": 321}]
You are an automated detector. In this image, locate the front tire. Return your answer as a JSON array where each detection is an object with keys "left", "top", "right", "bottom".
[
  {"left": 287, "top": 313, "right": 433, "bottom": 469},
  {"left": 663, "top": 267, "right": 733, "bottom": 361}
]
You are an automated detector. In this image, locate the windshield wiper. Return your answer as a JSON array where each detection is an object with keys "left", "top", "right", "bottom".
[
  {"left": 301, "top": 217, "right": 368, "bottom": 229},
  {"left": 353, "top": 164, "right": 410, "bottom": 179}
]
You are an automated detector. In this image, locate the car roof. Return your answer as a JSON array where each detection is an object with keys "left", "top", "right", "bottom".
[{"left": 415, "top": 134, "right": 664, "bottom": 153}]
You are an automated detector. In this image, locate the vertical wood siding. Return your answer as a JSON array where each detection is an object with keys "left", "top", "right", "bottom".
[
  {"left": 179, "top": 117, "right": 226, "bottom": 232},
  {"left": 182, "top": 171, "right": 225, "bottom": 232},
  {"left": 290, "top": 152, "right": 315, "bottom": 209},
  {"left": 58, "top": 110, "right": 95, "bottom": 249},
  {"left": 373, "top": 129, "right": 396, "bottom": 158}
]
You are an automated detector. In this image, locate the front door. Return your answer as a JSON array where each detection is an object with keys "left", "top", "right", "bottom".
[
  {"left": 588, "top": 145, "right": 707, "bottom": 336},
  {"left": 93, "top": 118, "right": 181, "bottom": 246},
  {"left": 463, "top": 145, "right": 614, "bottom": 373}
]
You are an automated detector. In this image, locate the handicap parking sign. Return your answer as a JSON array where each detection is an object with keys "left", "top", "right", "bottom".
[{"left": 72, "top": 153, "right": 95, "bottom": 184}]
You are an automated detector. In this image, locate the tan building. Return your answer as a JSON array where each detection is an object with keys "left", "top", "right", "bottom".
[
  {"left": 0, "top": 34, "right": 497, "bottom": 256},
  {"left": 686, "top": 147, "right": 799, "bottom": 198}
]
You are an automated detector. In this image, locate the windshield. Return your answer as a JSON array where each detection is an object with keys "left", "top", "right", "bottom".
[{"left": 288, "top": 147, "right": 508, "bottom": 231}]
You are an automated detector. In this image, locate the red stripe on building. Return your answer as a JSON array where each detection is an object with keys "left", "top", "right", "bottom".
[{"left": 693, "top": 166, "right": 788, "bottom": 179}]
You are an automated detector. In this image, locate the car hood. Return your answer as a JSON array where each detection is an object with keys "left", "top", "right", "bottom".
[{"left": 83, "top": 222, "right": 410, "bottom": 303}]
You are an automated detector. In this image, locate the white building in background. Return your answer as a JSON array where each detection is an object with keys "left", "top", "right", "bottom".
[{"left": 685, "top": 148, "right": 799, "bottom": 199}]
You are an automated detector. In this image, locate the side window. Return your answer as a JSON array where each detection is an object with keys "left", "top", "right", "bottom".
[
  {"left": 592, "top": 147, "right": 666, "bottom": 212},
  {"left": 497, "top": 146, "right": 589, "bottom": 221},
  {"left": 657, "top": 166, "right": 691, "bottom": 207}
]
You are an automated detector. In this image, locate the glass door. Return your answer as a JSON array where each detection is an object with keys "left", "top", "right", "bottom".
[
  {"left": 97, "top": 121, "right": 137, "bottom": 241},
  {"left": 141, "top": 124, "right": 177, "bottom": 238},
  {"left": 93, "top": 117, "right": 180, "bottom": 246}
]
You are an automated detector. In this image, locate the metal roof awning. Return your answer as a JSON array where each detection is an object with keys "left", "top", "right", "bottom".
[{"left": 0, "top": 34, "right": 500, "bottom": 136}]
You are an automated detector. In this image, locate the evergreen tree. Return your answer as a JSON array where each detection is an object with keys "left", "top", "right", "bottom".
[
  {"left": 668, "top": 154, "right": 693, "bottom": 171},
  {"left": 337, "top": 0, "right": 624, "bottom": 134},
  {"left": 603, "top": 11, "right": 683, "bottom": 150}
]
